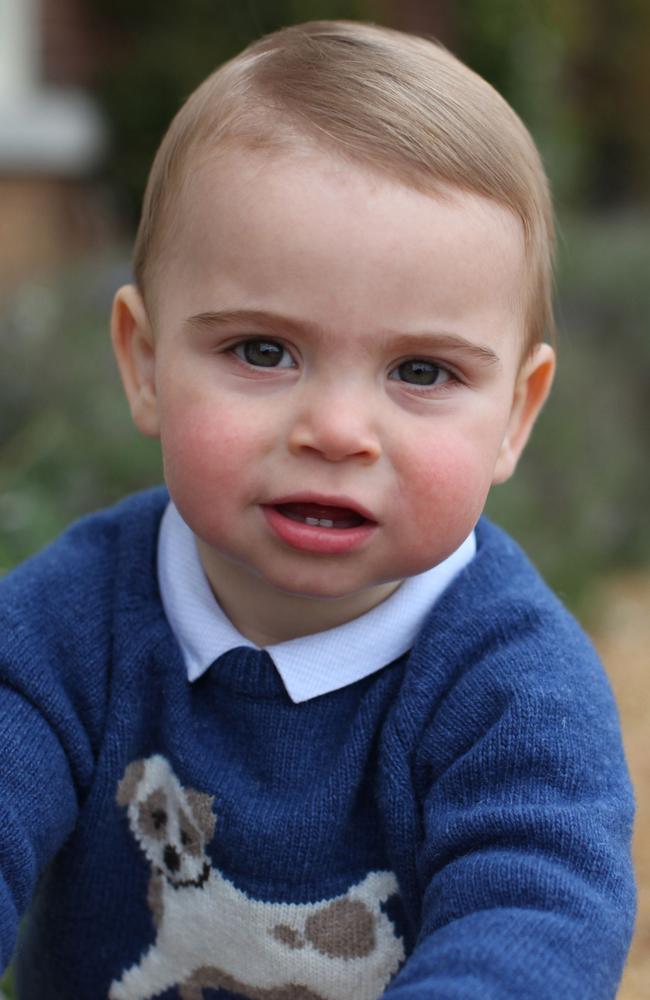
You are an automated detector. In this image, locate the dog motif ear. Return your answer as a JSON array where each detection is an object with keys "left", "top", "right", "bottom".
[
  {"left": 116, "top": 758, "right": 146, "bottom": 807},
  {"left": 185, "top": 789, "right": 217, "bottom": 842}
]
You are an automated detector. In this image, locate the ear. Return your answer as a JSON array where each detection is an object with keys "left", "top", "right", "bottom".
[
  {"left": 185, "top": 789, "right": 217, "bottom": 841},
  {"left": 116, "top": 758, "right": 146, "bottom": 807},
  {"left": 492, "top": 342, "right": 556, "bottom": 485},
  {"left": 111, "top": 284, "right": 160, "bottom": 437}
]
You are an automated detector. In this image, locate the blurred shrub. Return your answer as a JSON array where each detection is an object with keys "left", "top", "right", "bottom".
[
  {"left": 0, "top": 251, "right": 161, "bottom": 573},
  {"left": 88, "top": 0, "right": 375, "bottom": 221},
  {"left": 454, "top": 0, "right": 650, "bottom": 209},
  {"left": 486, "top": 210, "right": 650, "bottom": 608},
  {"left": 0, "top": 966, "right": 12, "bottom": 996}
]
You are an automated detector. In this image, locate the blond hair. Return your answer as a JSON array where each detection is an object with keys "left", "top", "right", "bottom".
[{"left": 134, "top": 20, "right": 555, "bottom": 349}]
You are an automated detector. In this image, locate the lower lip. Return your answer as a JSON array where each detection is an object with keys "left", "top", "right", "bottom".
[{"left": 261, "top": 505, "right": 377, "bottom": 555}]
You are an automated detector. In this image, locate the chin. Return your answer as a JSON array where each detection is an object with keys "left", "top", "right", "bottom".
[{"left": 260, "top": 565, "right": 379, "bottom": 602}]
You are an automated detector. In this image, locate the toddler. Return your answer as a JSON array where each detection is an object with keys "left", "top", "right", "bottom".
[{"left": 0, "top": 20, "right": 635, "bottom": 1000}]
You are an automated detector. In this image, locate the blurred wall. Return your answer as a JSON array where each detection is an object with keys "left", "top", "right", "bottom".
[{"left": 0, "top": 0, "right": 108, "bottom": 300}]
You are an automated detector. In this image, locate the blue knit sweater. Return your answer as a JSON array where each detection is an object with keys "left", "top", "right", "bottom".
[{"left": 0, "top": 488, "right": 635, "bottom": 999}]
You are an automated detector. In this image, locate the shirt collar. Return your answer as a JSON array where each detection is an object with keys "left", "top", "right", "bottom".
[{"left": 157, "top": 501, "right": 476, "bottom": 703}]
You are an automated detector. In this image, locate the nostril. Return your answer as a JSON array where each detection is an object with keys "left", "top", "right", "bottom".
[{"left": 164, "top": 844, "right": 181, "bottom": 872}]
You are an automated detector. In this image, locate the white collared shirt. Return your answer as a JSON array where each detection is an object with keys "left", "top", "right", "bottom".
[{"left": 157, "top": 502, "right": 476, "bottom": 703}]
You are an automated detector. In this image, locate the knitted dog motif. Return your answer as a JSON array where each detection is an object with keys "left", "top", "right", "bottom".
[{"left": 110, "top": 755, "right": 405, "bottom": 1000}]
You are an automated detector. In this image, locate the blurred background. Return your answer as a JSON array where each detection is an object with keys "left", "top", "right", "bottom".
[{"left": 0, "top": 1, "right": 648, "bottom": 996}]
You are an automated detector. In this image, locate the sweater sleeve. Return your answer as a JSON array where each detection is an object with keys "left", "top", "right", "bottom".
[
  {"left": 382, "top": 628, "right": 636, "bottom": 999},
  {"left": 0, "top": 681, "right": 86, "bottom": 971},
  {"left": 0, "top": 548, "right": 107, "bottom": 973}
]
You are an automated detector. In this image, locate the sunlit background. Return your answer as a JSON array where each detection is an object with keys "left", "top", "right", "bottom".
[{"left": 0, "top": 1, "right": 648, "bottom": 996}]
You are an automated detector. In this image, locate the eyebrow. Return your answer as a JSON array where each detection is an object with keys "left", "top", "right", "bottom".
[
  {"left": 184, "top": 309, "right": 501, "bottom": 367},
  {"left": 184, "top": 309, "right": 321, "bottom": 340}
]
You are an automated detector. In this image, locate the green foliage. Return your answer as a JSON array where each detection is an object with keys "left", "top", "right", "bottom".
[
  {"left": 454, "top": 0, "right": 650, "bottom": 208},
  {"left": 0, "top": 965, "right": 13, "bottom": 997},
  {"left": 486, "top": 210, "right": 650, "bottom": 609},
  {"left": 0, "top": 253, "right": 162, "bottom": 575},
  {"left": 87, "top": 0, "right": 376, "bottom": 219}
]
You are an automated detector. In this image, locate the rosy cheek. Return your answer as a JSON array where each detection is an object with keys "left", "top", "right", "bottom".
[
  {"left": 158, "top": 405, "right": 220, "bottom": 495},
  {"left": 161, "top": 393, "right": 245, "bottom": 462},
  {"left": 398, "top": 438, "right": 493, "bottom": 537}
]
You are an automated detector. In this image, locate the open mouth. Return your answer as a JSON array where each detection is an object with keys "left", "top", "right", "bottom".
[
  {"left": 275, "top": 502, "right": 368, "bottom": 530},
  {"left": 262, "top": 497, "right": 377, "bottom": 554}
]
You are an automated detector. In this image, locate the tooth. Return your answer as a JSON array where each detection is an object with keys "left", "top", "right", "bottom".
[
  {"left": 319, "top": 519, "right": 334, "bottom": 528},
  {"left": 305, "top": 517, "right": 319, "bottom": 526}
]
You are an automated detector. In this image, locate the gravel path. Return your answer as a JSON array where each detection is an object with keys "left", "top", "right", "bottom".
[{"left": 592, "top": 574, "right": 650, "bottom": 999}]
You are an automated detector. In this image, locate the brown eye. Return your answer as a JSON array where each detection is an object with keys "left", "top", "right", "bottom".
[
  {"left": 390, "top": 360, "right": 450, "bottom": 386},
  {"left": 233, "top": 339, "right": 294, "bottom": 368}
]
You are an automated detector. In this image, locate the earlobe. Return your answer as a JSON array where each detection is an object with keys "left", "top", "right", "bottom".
[
  {"left": 111, "top": 284, "right": 161, "bottom": 438},
  {"left": 492, "top": 342, "right": 556, "bottom": 485}
]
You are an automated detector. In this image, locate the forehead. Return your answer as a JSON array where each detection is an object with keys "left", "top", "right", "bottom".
[{"left": 157, "top": 145, "right": 527, "bottom": 345}]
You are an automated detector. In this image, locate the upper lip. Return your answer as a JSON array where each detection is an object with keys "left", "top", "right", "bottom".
[{"left": 264, "top": 492, "right": 378, "bottom": 523}]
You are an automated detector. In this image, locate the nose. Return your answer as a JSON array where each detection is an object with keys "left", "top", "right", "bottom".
[{"left": 288, "top": 383, "right": 381, "bottom": 464}]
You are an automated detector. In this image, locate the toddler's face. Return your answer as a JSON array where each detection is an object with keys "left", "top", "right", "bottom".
[{"left": 114, "top": 146, "right": 554, "bottom": 639}]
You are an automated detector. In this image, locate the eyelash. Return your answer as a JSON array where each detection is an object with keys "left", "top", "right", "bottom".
[{"left": 226, "top": 337, "right": 462, "bottom": 390}]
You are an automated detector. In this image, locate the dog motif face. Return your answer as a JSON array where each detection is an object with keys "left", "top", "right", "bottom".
[{"left": 116, "top": 756, "right": 216, "bottom": 888}]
